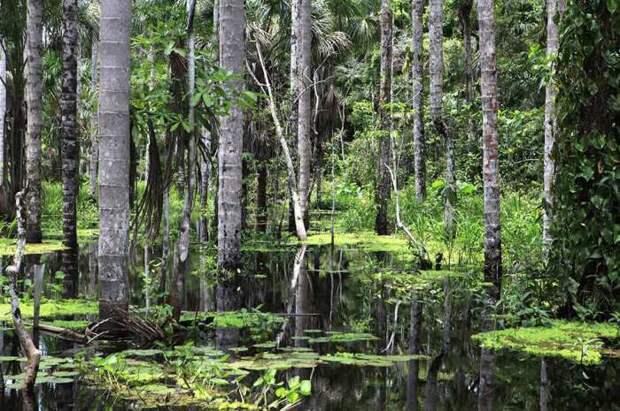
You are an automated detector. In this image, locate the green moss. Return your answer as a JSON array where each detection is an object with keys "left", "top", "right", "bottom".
[
  {"left": 472, "top": 320, "right": 619, "bottom": 365},
  {"left": 0, "top": 299, "right": 98, "bottom": 321},
  {"left": 0, "top": 238, "right": 68, "bottom": 256}
]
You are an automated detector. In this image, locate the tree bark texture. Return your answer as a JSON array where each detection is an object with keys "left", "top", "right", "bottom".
[
  {"left": 542, "top": 0, "right": 562, "bottom": 257},
  {"left": 218, "top": 0, "right": 245, "bottom": 270},
  {"left": 429, "top": 0, "right": 456, "bottom": 239},
  {"left": 295, "top": 0, "right": 312, "bottom": 217},
  {"left": 375, "top": 0, "right": 392, "bottom": 236},
  {"left": 61, "top": 0, "right": 80, "bottom": 298},
  {"left": 0, "top": 46, "right": 6, "bottom": 188},
  {"left": 477, "top": 0, "right": 502, "bottom": 300},
  {"left": 25, "top": 0, "right": 43, "bottom": 243},
  {"left": 412, "top": 0, "right": 426, "bottom": 202},
  {"left": 98, "top": 0, "right": 132, "bottom": 321},
  {"left": 89, "top": 38, "right": 99, "bottom": 199}
]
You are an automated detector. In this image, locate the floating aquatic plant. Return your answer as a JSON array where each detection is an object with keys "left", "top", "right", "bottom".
[{"left": 472, "top": 320, "right": 619, "bottom": 365}]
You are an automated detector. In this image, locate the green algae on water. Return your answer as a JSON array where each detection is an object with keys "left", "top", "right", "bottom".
[
  {"left": 0, "top": 299, "right": 98, "bottom": 321},
  {"left": 0, "top": 238, "right": 68, "bottom": 256},
  {"left": 472, "top": 320, "right": 619, "bottom": 365}
]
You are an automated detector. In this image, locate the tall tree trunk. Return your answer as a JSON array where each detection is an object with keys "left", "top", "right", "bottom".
[
  {"left": 411, "top": 0, "right": 426, "bottom": 202},
  {"left": 459, "top": 0, "right": 474, "bottom": 102},
  {"left": 218, "top": 0, "right": 245, "bottom": 270},
  {"left": 25, "top": 0, "right": 43, "bottom": 243},
  {"left": 98, "top": 0, "right": 132, "bottom": 322},
  {"left": 477, "top": 0, "right": 502, "bottom": 300},
  {"left": 0, "top": 45, "right": 6, "bottom": 189},
  {"left": 375, "top": 0, "right": 392, "bottom": 236},
  {"left": 61, "top": 0, "right": 80, "bottom": 298},
  {"left": 295, "top": 0, "right": 312, "bottom": 219},
  {"left": 89, "top": 38, "right": 99, "bottom": 200},
  {"left": 199, "top": 129, "right": 211, "bottom": 242},
  {"left": 542, "top": 0, "right": 563, "bottom": 258},
  {"left": 429, "top": 0, "right": 456, "bottom": 239}
]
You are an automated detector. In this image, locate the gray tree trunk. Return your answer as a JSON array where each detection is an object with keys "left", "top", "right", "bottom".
[
  {"left": 170, "top": 0, "right": 197, "bottom": 319},
  {"left": 477, "top": 0, "right": 502, "bottom": 300},
  {"left": 411, "top": 0, "right": 426, "bottom": 202},
  {"left": 0, "top": 44, "right": 6, "bottom": 188},
  {"left": 459, "top": 0, "right": 474, "bottom": 102},
  {"left": 542, "top": 0, "right": 563, "bottom": 258},
  {"left": 217, "top": 0, "right": 245, "bottom": 270},
  {"left": 375, "top": 0, "right": 392, "bottom": 235},
  {"left": 295, "top": 0, "right": 312, "bottom": 218},
  {"left": 25, "top": 0, "right": 43, "bottom": 243},
  {"left": 199, "top": 129, "right": 211, "bottom": 242},
  {"left": 98, "top": 0, "right": 132, "bottom": 321},
  {"left": 61, "top": 0, "right": 80, "bottom": 298},
  {"left": 429, "top": 0, "right": 456, "bottom": 239},
  {"left": 89, "top": 38, "right": 99, "bottom": 200}
]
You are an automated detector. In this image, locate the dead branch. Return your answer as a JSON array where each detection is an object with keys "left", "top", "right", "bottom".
[{"left": 6, "top": 191, "right": 41, "bottom": 391}]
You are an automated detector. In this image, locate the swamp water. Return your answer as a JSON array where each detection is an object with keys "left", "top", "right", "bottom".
[{"left": 0, "top": 237, "right": 618, "bottom": 410}]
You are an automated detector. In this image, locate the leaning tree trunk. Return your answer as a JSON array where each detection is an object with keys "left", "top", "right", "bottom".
[
  {"left": 477, "top": 0, "right": 502, "bottom": 301},
  {"left": 429, "top": 0, "right": 456, "bottom": 239},
  {"left": 411, "top": 0, "right": 426, "bottom": 202},
  {"left": 61, "top": 0, "right": 80, "bottom": 298},
  {"left": 295, "top": 0, "right": 312, "bottom": 220},
  {"left": 542, "top": 0, "right": 563, "bottom": 259},
  {"left": 25, "top": 0, "right": 43, "bottom": 243},
  {"left": 217, "top": 0, "right": 245, "bottom": 270},
  {"left": 375, "top": 0, "right": 392, "bottom": 236},
  {"left": 98, "top": 0, "right": 132, "bottom": 322},
  {"left": 89, "top": 38, "right": 99, "bottom": 200}
]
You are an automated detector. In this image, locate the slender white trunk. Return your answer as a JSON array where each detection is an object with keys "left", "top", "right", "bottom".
[
  {"left": 252, "top": 42, "right": 307, "bottom": 240},
  {"left": 542, "top": 0, "right": 564, "bottom": 258},
  {"left": 25, "top": 0, "right": 43, "bottom": 243}
]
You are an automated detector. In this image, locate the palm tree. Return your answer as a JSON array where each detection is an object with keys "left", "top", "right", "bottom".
[
  {"left": 218, "top": 0, "right": 246, "bottom": 270},
  {"left": 375, "top": 0, "right": 392, "bottom": 235},
  {"left": 411, "top": 0, "right": 425, "bottom": 202},
  {"left": 89, "top": 37, "right": 99, "bottom": 200},
  {"left": 295, "top": 0, "right": 312, "bottom": 221},
  {"left": 98, "top": 0, "right": 132, "bottom": 321},
  {"left": 25, "top": 0, "right": 43, "bottom": 243},
  {"left": 61, "top": 0, "right": 80, "bottom": 298}
]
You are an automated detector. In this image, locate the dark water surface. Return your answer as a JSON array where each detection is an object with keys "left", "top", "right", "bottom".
[{"left": 1, "top": 241, "right": 619, "bottom": 410}]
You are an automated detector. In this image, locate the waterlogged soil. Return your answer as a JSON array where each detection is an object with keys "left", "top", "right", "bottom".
[{"left": 0, "top": 238, "right": 619, "bottom": 410}]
